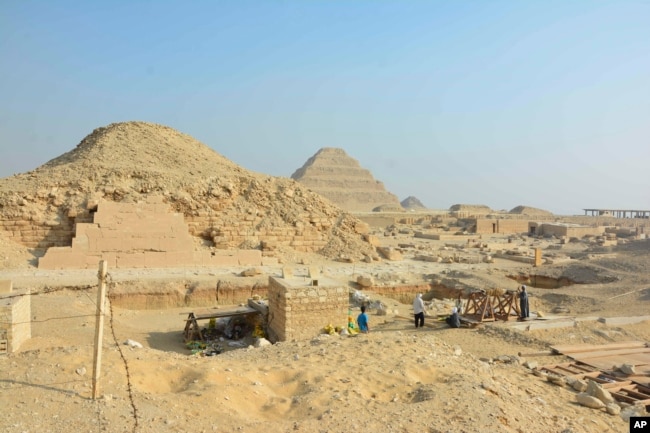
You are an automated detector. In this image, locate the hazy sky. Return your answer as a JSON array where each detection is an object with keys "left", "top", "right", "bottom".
[{"left": 1, "top": 1, "right": 649, "bottom": 215}]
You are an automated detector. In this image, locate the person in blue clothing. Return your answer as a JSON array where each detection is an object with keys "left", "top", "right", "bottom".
[{"left": 357, "top": 305, "right": 370, "bottom": 333}]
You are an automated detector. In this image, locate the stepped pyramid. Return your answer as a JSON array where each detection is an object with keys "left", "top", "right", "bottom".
[{"left": 291, "top": 148, "right": 402, "bottom": 212}]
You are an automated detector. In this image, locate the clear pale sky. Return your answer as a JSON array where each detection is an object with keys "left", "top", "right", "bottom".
[{"left": 1, "top": 1, "right": 649, "bottom": 215}]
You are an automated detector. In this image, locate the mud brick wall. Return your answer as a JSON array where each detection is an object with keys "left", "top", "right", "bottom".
[
  {"left": 0, "top": 287, "right": 31, "bottom": 353},
  {"left": 266, "top": 276, "right": 347, "bottom": 343}
]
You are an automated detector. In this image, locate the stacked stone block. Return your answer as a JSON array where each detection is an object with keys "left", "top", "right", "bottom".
[
  {"left": 38, "top": 198, "right": 270, "bottom": 269},
  {"left": 529, "top": 223, "right": 605, "bottom": 238},
  {"left": 267, "top": 275, "right": 348, "bottom": 343},
  {"left": 475, "top": 219, "right": 531, "bottom": 234},
  {"left": 0, "top": 216, "right": 76, "bottom": 249},
  {"left": 0, "top": 280, "right": 31, "bottom": 354},
  {"left": 185, "top": 213, "right": 331, "bottom": 253}
]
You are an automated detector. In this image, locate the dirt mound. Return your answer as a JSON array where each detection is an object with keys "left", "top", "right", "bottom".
[
  {"left": 509, "top": 205, "right": 554, "bottom": 216},
  {"left": 449, "top": 203, "right": 492, "bottom": 214},
  {"left": 0, "top": 122, "right": 375, "bottom": 261}
]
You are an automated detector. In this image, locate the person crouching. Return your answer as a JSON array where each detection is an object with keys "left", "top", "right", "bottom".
[{"left": 445, "top": 307, "right": 461, "bottom": 328}]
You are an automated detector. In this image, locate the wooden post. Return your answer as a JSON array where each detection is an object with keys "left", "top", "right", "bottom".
[
  {"left": 92, "top": 260, "right": 108, "bottom": 400},
  {"left": 534, "top": 248, "right": 542, "bottom": 267}
]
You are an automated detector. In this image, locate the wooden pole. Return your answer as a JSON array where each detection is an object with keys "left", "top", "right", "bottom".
[
  {"left": 607, "top": 287, "right": 647, "bottom": 300},
  {"left": 92, "top": 260, "right": 108, "bottom": 400}
]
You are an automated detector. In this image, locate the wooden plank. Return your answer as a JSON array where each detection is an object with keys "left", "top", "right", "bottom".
[
  {"left": 605, "top": 384, "right": 650, "bottom": 394},
  {"left": 569, "top": 347, "right": 650, "bottom": 360},
  {"left": 185, "top": 306, "right": 257, "bottom": 321},
  {"left": 551, "top": 341, "right": 647, "bottom": 355},
  {"left": 571, "top": 354, "right": 650, "bottom": 371}
]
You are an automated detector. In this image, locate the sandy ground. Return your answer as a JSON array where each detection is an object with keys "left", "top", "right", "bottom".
[{"left": 1, "top": 235, "right": 650, "bottom": 433}]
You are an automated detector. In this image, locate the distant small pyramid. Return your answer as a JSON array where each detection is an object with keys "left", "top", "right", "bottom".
[
  {"left": 509, "top": 205, "right": 553, "bottom": 216},
  {"left": 401, "top": 196, "right": 427, "bottom": 210},
  {"left": 291, "top": 148, "right": 402, "bottom": 212}
]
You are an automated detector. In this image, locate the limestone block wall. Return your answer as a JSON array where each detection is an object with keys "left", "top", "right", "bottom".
[
  {"left": 531, "top": 223, "right": 605, "bottom": 238},
  {"left": 475, "top": 219, "right": 530, "bottom": 234},
  {"left": 266, "top": 276, "right": 348, "bottom": 343},
  {"left": 185, "top": 213, "right": 330, "bottom": 252},
  {"left": 38, "top": 198, "right": 272, "bottom": 269},
  {"left": 0, "top": 216, "right": 78, "bottom": 249},
  {"left": 1, "top": 196, "right": 352, "bottom": 256},
  {"left": 0, "top": 284, "right": 31, "bottom": 353}
]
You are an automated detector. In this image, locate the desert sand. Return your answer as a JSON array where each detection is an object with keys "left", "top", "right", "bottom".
[
  {"left": 1, "top": 122, "right": 649, "bottom": 433},
  {"left": 1, "top": 231, "right": 650, "bottom": 433}
]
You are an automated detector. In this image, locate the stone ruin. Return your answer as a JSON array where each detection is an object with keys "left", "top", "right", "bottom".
[
  {"left": 0, "top": 122, "right": 377, "bottom": 264},
  {"left": 38, "top": 196, "right": 271, "bottom": 269},
  {"left": 0, "top": 280, "right": 31, "bottom": 353},
  {"left": 266, "top": 273, "right": 348, "bottom": 343}
]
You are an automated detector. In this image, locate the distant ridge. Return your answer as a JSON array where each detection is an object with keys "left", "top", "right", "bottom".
[
  {"left": 509, "top": 205, "right": 554, "bottom": 216},
  {"left": 291, "top": 147, "right": 402, "bottom": 212},
  {"left": 401, "top": 196, "right": 427, "bottom": 210}
]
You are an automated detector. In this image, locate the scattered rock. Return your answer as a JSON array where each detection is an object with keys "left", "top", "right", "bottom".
[
  {"left": 547, "top": 374, "right": 565, "bottom": 386},
  {"left": 124, "top": 339, "right": 143, "bottom": 348},
  {"left": 240, "top": 267, "right": 262, "bottom": 277},
  {"left": 586, "top": 380, "right": 615, "bottom": 404},
  {"left": 576, "top": 392, "right": 605, "bottom": 409},
  {"left": 572, "top": 379, "right": 588, "bottom": 392},
  {"left": 615, "top": 363, "right": 637, "bottom": 375},
  {"left": 605, "top": 403, "right": 621, "bottom": 415},
  {"left": 356, "top": 275, "right": 374, "bottom": 287},
  {"left": 254, "top": 338, "right": 272, "bottom": 348},
  {"left": 523, "top": 360, "right": 538, "bottom": 370}
]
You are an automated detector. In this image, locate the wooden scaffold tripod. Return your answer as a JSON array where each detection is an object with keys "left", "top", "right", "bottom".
[{"left": 463, "top": 288, "right": 519, "bottom": 323}]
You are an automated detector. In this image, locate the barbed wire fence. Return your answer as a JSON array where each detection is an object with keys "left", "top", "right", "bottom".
[{"left": 0, "top": 270, "right": 140, "bottom": 433}]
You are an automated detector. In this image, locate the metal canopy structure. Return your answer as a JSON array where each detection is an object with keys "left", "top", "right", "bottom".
[{"left": 583, "top": 208, "right": 650, "bottom": 218}]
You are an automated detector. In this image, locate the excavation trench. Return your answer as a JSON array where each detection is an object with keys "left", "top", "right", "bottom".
[{"left": 507, "top": 274, "right": 576, "bottom": 289}]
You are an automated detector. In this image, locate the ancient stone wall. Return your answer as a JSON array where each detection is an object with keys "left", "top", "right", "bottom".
[
  {"left": 38, "top": 198, "right": 277, "bottom": 269},
  {"left": 530, "top": 223, "right": 605, "bottom": 238},
  {"left": 185, "top": 212, "right": 331, "bottom": 252},
  {"left": 266, "top": 276, "right": 347, "bottom": 343},
  {"left": 475, "top": 219, "right": 530, "bottom": 234},
  {"left": 0, "top": 282, "right": 31, "bottom": 354},
  {"left": 0, "top": 216, "right": 75, "bottom": 249}
]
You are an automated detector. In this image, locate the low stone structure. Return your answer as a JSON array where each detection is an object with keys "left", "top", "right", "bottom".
[
  {"left": 266, "top": 275, "right": 348, "bottom": 343},
  {"left": 529, "top": 222, "right": 604, "bottom": 238},
  {"left": 0, "top": 280, "right": 31, "bottom": 354},
  {"left": 39, "top": 197, "right": 272, "bottom": 269},
  {"left": 475, "top": 218, "right": 531, "bottom": 235}
]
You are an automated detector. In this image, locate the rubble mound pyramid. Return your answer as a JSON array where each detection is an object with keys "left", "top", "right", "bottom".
[
  {"left": 449, "top": 204, "right": 492, "bottom": 216},
  {"left": 401, "top": 196, "right": 427, "bottom": 210},
  {"left": 509, "top": 205, "right": 554, "bottom": 216},
  {"left": 0, "top": 122, "right": 375, "bottom": 262},
  {"left": 290, "top": 148, "right": 402, "bottom": 212}
]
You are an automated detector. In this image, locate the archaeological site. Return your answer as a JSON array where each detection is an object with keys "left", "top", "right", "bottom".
[{"left": 0, "top": 121, "right": 648, "bottom": 433}]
